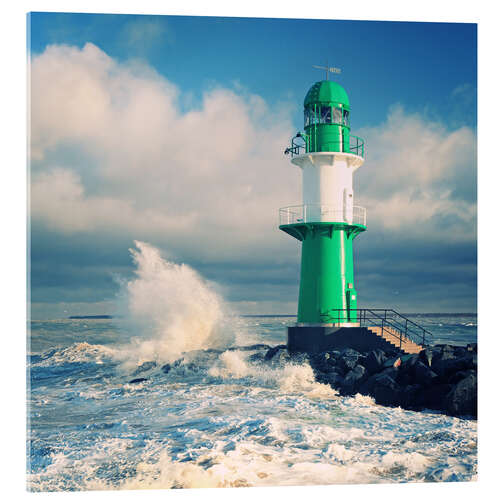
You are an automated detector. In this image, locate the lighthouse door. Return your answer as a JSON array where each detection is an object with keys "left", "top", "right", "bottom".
[{"left": 343, "top": 188, "right": 354, "bottom": 224}]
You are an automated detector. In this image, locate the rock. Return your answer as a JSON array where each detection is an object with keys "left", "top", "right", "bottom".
[
  {"left": 289, "top": 351, "right": 310, "bottom": 365},
  {"left": 161, "top": 363, "right": 171, "bottom": 374},
  {"left": 310, "top": 352, "right": 334, "bottom": 373},
  {"left": 129, "top": 377, "right": 148, "bottom": 384},
  {"left": 383, "top": 356, "right": 402, "bottom": 369},
  {"left": 445, "top": 373, "right": 477, "bottom": 417},
  {"left": 338, "top": 348, "right": 362, "bottom": 373},
  {"left": 414, "top": 383, "right": 453, "bottom": 410},
  {"left": 132, "top": 361, "right": 157, "bottom": 376},
  {"left": 362, "top": 349, "right": 387, "bottom": 375},
  {"left": 264, "top": 345, "right": 287, "bottom": 361},
  {"left": 273, "top": 349, "right": 291, "bottom": 364},
  {"left": 448, "top": 369, "right": 475, "bottom": 385},
  {"left": 228, "top": 344, "right": 269, "bottom": 351},
  {"left": 369, "top": 373, "right": 402, "bottom": 407},
  {"left": 468, "top": 353, "right": 477, "bottom": 369},
  {"left": 340, "top": 365, "right": 368, "bottom": 395},
  {"left": 432, "top": 355, "right": 473, "bottom": 380},
  {"left": 452, "top": 346, "right": 467, "bottom": 358},
  {"left": 359, "top": 367, "right": 399, "bottom": 398},
  {"left": 400, "top": 384, "right": 422, "bottom": 409},
  {"left": 413, "top": 361, "right": 438, "bottom": 387},
  {"left": 418, "top": 346, "right": 443, "bottom": 367},
  {"left": 317, "top": 370, "right": 344, "bottom": 389},
  {"left": 400, "top": 354, "right": 420, "bottom": 370},
  {"left": 401, "top": 384, "right": 422, "bottom": 410},
  {"left": 397, "top": 370, "right": 412, "bottom": 387},
  {"left": 340, "top": 347, "right": 361, "bottom": 357},
  {"left": 248, "top": 352, "right": 266, "bottom": 363},
  {"left": 467, "top": 343, "right": 477, "bottom": 353}
]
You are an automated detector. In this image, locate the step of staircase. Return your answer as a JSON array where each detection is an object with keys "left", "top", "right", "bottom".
[{"left": 367, "top": 326, "right": 423, "bottom": 354}]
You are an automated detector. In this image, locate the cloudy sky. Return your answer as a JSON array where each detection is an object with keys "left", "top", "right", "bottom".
[{"left": 28, "top": 13, "right": 477, "bottom": 318}]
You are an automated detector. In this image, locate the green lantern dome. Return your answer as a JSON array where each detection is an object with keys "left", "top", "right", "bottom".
[{"left": 304, "top": 80, "right": 350, "bottom": 109}]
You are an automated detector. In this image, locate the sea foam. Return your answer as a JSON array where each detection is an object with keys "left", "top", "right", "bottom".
[{"left": 113, "top": 241, "right": 237, "bottom": 367}]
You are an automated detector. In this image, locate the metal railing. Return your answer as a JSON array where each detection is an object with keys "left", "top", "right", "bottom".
[
  {"left": 322, "top": 309, "right": 433, "bottom": 348},
  {"left": 349, "top": 135, "right": 365, "bottom": 158},
  {"left": 284, "top": 133, "right": 365, "bottom": 159},
  {"left": 279, "top": 204, "right": 366, "bottom": 226}
]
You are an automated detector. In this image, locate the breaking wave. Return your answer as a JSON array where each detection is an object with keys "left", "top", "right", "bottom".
[{"left": 113, "top": 241, "right": 237, "bottom": 367}]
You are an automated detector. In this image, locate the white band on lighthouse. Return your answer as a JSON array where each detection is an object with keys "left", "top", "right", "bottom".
[{"left": 292, "top": 151, "right": 364, "bottom": 224}]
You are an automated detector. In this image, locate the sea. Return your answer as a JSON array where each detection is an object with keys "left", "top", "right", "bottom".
[{"left": 27, "top": 242, "right": 477, "bottom": 491}]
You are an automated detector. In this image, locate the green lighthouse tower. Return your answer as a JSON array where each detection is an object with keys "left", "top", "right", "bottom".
[{"left": 281, "top": 73, "right": 366, "bottom": 351}]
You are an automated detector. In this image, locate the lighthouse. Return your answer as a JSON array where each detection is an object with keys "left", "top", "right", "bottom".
[{"left": 281, "top": 71, "right": 367, "bottom": 352}]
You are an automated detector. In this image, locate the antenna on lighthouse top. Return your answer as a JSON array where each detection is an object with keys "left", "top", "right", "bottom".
[{"left": 312, "top": 63, "right": 341, "bottom": 81}]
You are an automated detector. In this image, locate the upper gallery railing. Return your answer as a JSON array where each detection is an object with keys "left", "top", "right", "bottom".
[
  {"left": 279, "top": 204, "right": 366, "bottom": 226},
  {"left": 284, "top": 133, "right": 365, "bottom": 159}
]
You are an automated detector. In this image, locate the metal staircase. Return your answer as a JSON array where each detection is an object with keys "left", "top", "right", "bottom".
[
  {"left": 323, "top": 309, "right": 433, "bottom": 354},
  {"left": 366, "top": 325, "right": 423, "bottom": 354}
]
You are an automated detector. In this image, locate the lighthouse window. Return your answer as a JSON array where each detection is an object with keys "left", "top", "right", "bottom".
[
  {"left": 332, "top": 107, "right": 342, "bottom": 124},
  {"left": 304, "top": 107, "right": 316, "bottom": 127},
  {"left": 320, "top": 106, "right": 331, "bottom": 124},
  {"left": 343, "top": 109, "right": 350, "bottom": 127}
]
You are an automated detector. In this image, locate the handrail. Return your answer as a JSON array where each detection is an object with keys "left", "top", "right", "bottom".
[
  {"left": 279, "top": 204, "right": 366, "bottom": 226},
  {"left": 319, "top": 308, "right": 433, "bottom": 347},
  {"left": 284, "top": 132, "right": 365, "bottom": 159}
]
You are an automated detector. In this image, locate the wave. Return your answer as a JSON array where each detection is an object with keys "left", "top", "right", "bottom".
[{"left": 111, "top": 241, "right": 239, "bottom": 368}]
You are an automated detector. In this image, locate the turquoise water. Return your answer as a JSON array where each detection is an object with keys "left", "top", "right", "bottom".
[{"left": 27, "top": 314, "right": 477, "bottom": 491}]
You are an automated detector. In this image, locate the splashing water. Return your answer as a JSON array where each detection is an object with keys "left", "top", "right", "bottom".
[
  {"left": 115, "top": 241, "right": 235, "bottom": 365},
  {"left": 28, "top": 312, "right": 477, "bottom": 491},
  {"left": 27, "top": 244, "right": 477, "bottom": 491}
]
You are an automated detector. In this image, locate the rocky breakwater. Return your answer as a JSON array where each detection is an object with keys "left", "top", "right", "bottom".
[{"left": 265, "top": 343, "right": 477, "bottom": 418}]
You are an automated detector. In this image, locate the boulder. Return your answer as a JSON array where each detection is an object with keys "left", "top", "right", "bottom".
[
  {"left": 362, "top": 349, "right": 387, "bottom": 375},
  {"left": 414, "top": 383, "right": 453, "bottom": 410},
  {"left": 413, "top": 361, "right": 439, "bottom": 387},
  {"left": 418, "top": 346, "right": 442, "bottom": 367},
  {"left": 338, "top": 348, "right": 363, "bottom": 373},
  {"left": 272, "top": 349, "right": 291, "bottom": 364},
  {"left": 229, "top": 344, "right": 269, "bottom": 352},
  {"left": 129, "top": 377, "right": 148, "bottom": 384},
  {"left": 310, "top": 352, "right": 335, "bottom": 373},
  {"left": 369, "top": 373, "right": 403, "bottom": 407},
  {"left": 340, "top": 365, "right": 368, "bottom": 395},
  {"left": 400, "top": 354, "right": 420, "bottom": 371},
  {"left": 448, "top": 369, "right": 476, "bottom": 385},
  {"left": 383, "top": 356, "right": 402, "bottom": 369},
  {"left": 445, "top": 373, "right": 477, "bottom": 417},
  {"left": 264, "top": 345, "right": 287, "bottom": 361},
  {"left": 359, "top": 367, "right": 399, "bottom": 399},
  {"left": 318, "top": 370, "right": 344, "bottom": 389},
  {"left": 467, "top": 343, "right": 477, "bottom": 353},
  {"left": 289, "top": 351, "right": 310, "bottom": 365},
  {"left": 451, "top": 346, "right": 467, "bottom": 358},
  {"left": 400, "top": 384, "right": 422, "bottom": 409},
  {"left": 248, "top": 351, "right": 266, "bottom": 363},
  {"left": 132, "top": 361, "right": 157, "bottom": 376},
  {"left": 432, "top": 355, "right": 474, "bottom": 380}
]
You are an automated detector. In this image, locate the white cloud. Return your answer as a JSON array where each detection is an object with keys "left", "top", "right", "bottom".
[
  {"left": 30, "top": 167, "right": 196, "bottom": 234},
  {"left": 30, "top": 43, "right": 299, "bottom": 260},
  {"left": 356, "top": 105, "right": 476, "bottom": 240},
  {"left": 30, "top": 43, "right": 476, "bottom": 264}
]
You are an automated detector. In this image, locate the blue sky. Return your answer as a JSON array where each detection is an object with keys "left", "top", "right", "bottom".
[
  {"left": 29, "top": 13, "right": 476, "bottom": 128},
  {"left": 28, "top": 13, "right": 477, "bottom": 317}
]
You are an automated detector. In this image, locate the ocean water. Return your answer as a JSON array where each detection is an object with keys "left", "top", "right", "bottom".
[{"left": 27, "top": 242, "right": 477, "bottom": 491}]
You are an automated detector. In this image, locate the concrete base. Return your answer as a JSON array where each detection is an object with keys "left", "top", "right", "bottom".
[{"left": 287, "top": 325, "right": 401, "bottom": 354}]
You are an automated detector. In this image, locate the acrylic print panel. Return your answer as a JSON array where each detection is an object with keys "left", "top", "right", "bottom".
[{"left": 27, "top": 11, "right": 477, "bottom": 491}]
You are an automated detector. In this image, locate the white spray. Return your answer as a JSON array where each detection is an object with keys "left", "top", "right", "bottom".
[{"left": 116, "top": 241, "right": 235, "bottom": 365}]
